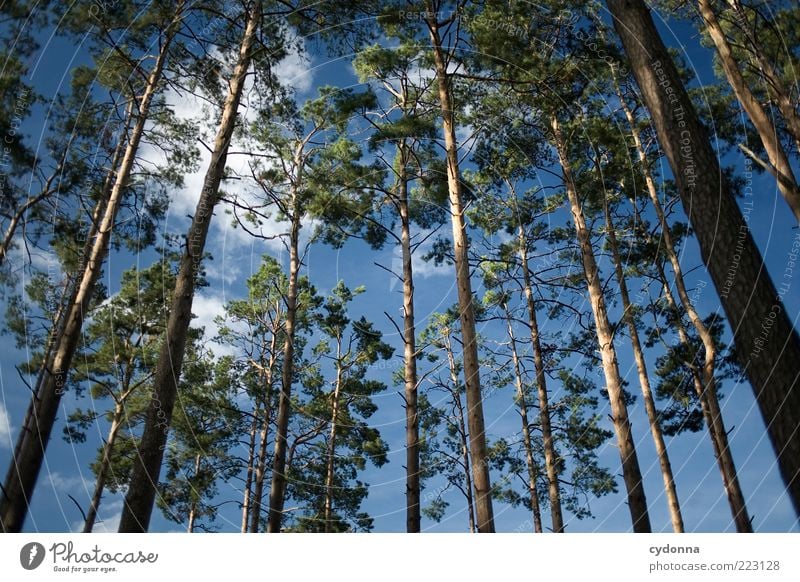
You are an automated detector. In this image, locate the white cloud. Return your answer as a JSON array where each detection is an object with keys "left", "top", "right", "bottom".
[
  {"left": 275, "top": 37, "right": 314, "bottom": 94},
  {"left": 0, "top": 403, "right": 13, "bottom": 449}
]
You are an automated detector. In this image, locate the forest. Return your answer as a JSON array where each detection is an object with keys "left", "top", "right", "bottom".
[{"left": 0, "top": 0, "right": 798, "bottom": 534}]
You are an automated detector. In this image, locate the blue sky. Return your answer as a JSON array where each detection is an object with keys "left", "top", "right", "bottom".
[{"left": 1, "top": 4, "right": 799, "bottom": 534}]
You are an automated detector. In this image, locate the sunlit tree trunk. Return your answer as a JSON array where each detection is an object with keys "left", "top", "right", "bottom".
[{"left": 425, "top": 8, "right": 494, "bottom": 533}]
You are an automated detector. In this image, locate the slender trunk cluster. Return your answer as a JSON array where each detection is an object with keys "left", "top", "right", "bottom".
[
  {"left": 0, "top": 7, "right": 182, "bottom": 531},
  {"left": 118, "top": 5, "right": 260, "bottom": 532},
  {"left": 504, "top": 314, "right": 543, "bottom": 533},
  {"left": 551, "top": 115, "right": 651, "bottom": 532},
  {"left": 696, "top": 0, "right": 800, "bottom": 221},
  {"left": 603, "top": 196, "right": 685, "bottom": 533},
  {"left": 608, "top": 0, "right": 800, "bottom": 517}
]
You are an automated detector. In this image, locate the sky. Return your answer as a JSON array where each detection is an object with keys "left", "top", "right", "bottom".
[{"left": 0, "top": 3, "right": 799, "bottom": 534}]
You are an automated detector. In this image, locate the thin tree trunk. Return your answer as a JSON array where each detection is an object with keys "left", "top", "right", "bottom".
[
  {"left": 515, "top": 221, "right": 564, "bottom": 532},
  {"left": 723, "top": 0, "right": 800, "bottom": 152},
  {"left": 551, "top": 115, "right": 651, "bottom": 532},
  {"left": 396, "top": 148, "right": 421, "bottom": 533},
  {"left": 187, "top": 453, "right": 201, "bottom": 533},
  {"left": 267, "top": 205, "right": 302, "bottom": 533},
  {"left": 0, "top": 8, "right": 181, "bottom": 532},
  {"left": 697, "top": 0, "right": 800, "bottom": 221},
  {"left": 323, "top": 341, "right": 344, "bottom": 533},
  {"left": 425, "top": 9, "right": 494, "bottom": 533},
  {"left": 250, "top": 330, "right": 278, "bottom": 533},
  {"left": 608, "top": 0, "right": 800, "bottom": 515},
  {"left": 83, "top": 403, "right": 124, "bottom": 533},
  {"left": 656, "top": 262, "right": 753, "bottom": 532},
  {"left": 118, "top": 6, "right": 259, "bottom": 532},
  {"left": 445, "top": 334, "right": 476, "bottom": 533},
  {"left": 602, "top": 190, "right": 685, "bottom": 533},
  {"left": 505, "top": 313, "right": 543, "bottom": 533},
  {"left": 241, "top": 411, "right": 258, "bottom": 532}
]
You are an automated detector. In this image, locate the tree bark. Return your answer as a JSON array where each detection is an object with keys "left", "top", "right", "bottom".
[
  {"left": 607, "top": 0, "right": 800, "bottom": 516},
  {"left": 117, "top": 5, "right": 259, "bottom": 532},
  {"left": 0, "top": 7, "right": 181, "bottom": 532},
  {"left": 426, "top": 9, "right": 495, "bottom": 533},
  {"left": 602, "top": 189, "right": 685, "bottom": 533},
  {"left": 697, "top": 0, "right": 800, "bottom": 222},
  {"left": 551, "top": 115, "right": 651, "bottom": 532},
  {"left": 516, "top": 222, "right": 564, "bottom": 532}
]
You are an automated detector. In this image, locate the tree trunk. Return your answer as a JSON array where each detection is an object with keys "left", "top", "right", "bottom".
[
  {"left": 607, "top": 0, "right": 800, "bottom": 518},
  {"left": 0, "top": 7, "right": 182, "bottom": 532},
  {"left": 516, "top": 224, "right": 564, "bottom": 532},
  {"left": 241, "top": 411, "right": 258, "bottom": 532},
  {"left": 396, "top": 150, "right": 421, "bottom": 533},
  {"left": 656, "top": 263, "right": 753, "bottom": 532},
  {"left": 323, "top": 341, "right": 344, "bottom": 533},
  {"left": 505, "top": 314, "right": 543, "bottom": 533},
  {"left": 83, "top": 403, "right": 124, "bottom": 533},
  {"left": 697, "top": 0, "right": 800, "bottom": 221},
  {"left": 117, "top": 6, "right": 259, "bottom": 532},
  {"left": 267, "top": 205, "right": 302, "bottom": 533},
  {"left": 250, "top": 331, "right": 278, "bottom": 533},
  {"left": 445, "top": 334, "right": 476, "bottom": 533},
  {"left": 426, "top": 10, "right": 494, "bottom": 533},
  {"left": 602, "top": 190, "right": 685, "bottom": 533},
  {"left": 551, "top": 115, "right": 651, "bottom": 532},
  {"left": 187, "top": 453, "right": 201, "bottom": 533}
]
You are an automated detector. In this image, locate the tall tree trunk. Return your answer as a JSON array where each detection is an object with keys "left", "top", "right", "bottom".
[
  {"left": 505, "top": 313, "right": 543, "bottom": 533},
  {"left": 445, "top": 335, "right": 476, "bottom": 533},
  {"left": 0, "top": 8, "right": 182, "bottom": 532},
  {"left": 323, "top": 341, "right": 344, "bottom": 533},
  {"left": 187, "top": 453, "right": 201, "bottom": 533},
  {"left": 83, "top": 403, "right": 124, "bottom": 533},
  {"left": 515, "top": 222, "right": 564, "bottom": 532},
  {"left": 602, "top": 191, "right": 685, "bottom": 533},
  {"left": 396, "top": 148, "right": 421, "bottom": 533},
  {"left": 607, "top": 0, "right": 800, "bottom": 517},
  {"left": 551, "top": 115, "right": 651, "bottom": 532},
  {"left": 267, "top": 204, "right": 302, "bottom": 533},
  {"left": 241, "top": 411, "right": 258, "bottom": 532},
  {"left": 250, "top": 331, "right": 278, "bottom": 533},
  {"left": 696, "top": 0, "right": 800, "bottom": 221},
  {"left": 723, "top": 0, "right": 800, "bottom": 152},
  {"left": 118, "top": 6, "right": 259, "bottom": 532},
  {"left": 425, "top": 10, "right": 494, "bottom": 533}
]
